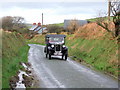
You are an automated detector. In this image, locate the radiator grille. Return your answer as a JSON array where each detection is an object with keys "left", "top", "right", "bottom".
[{"left": 55, "top": 45, "right": 61, "bottom": 51}]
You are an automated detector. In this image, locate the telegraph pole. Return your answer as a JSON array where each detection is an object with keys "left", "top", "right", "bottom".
[
  {"left": 108, "top": 0, "right": 111, "bottom": 21},
  {"left": 42, "top": 13, "right": 43, "bottom": 34}
]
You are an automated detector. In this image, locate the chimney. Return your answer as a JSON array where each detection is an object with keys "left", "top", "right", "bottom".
[
  {"left": 38, "top": 22, "right": 41, "bottom": 26},
  {"left": 33, "top": 23, "right": 36, "bottom": 25}
]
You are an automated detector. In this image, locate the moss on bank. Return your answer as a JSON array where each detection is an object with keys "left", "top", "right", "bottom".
[{"left": 2, "top": 31, "right": 29, "bottom": 88}]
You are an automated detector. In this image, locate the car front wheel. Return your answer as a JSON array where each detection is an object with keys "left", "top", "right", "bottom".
[
  {"left": 49, "top": 54, "right": 51, "bottom": 59},
  {"left": 46, "top": 54, "right": 48, "bottom": 58},
  {"left": 62, "top": 55, "right": 64, "bottom": 60}
]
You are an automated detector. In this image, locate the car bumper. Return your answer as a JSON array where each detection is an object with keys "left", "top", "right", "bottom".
[{"left": 54, "top": 51, "right": 62, "bottom": 56}]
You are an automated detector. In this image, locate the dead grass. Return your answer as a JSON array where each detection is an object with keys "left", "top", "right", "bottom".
[
  {"left": 109, "top": 51, "right": 118, "bottom": 65},
  {"left": 60, "top": 32, "right": 68, "bottom": 35},
  {"left": 74, "top": 22, "right": 115, "bottom": 39},
  {"left": 71, "top": 43, "right": 78, "bottom": 49},
  {"left": 87, "top": 46, "right": 94, "bottom": 53}
]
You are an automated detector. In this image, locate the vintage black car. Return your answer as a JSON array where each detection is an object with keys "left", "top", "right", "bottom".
[{"left": 44, "top": 34, "right": 68, "bottom": 60}]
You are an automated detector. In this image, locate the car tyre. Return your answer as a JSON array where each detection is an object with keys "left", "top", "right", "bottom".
[
  {"left": 65, "top": 54, "right": 67, "bottom": 61},
  {"left": 49, "top": 54, "right": 51, "bottom": 60},
  {"left": 46, "top": 54, "right": 48, "bottom": 58},
  {"left": 44, "top": 47, "right": 46, "bottom": 53},
  {"left": 62, "top": 55, "right": 64, "bottom": 60}
]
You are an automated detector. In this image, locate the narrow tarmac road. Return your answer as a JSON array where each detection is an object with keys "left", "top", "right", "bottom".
[{"left": 28, "top": 44, "right": 118, "bottom": 88}]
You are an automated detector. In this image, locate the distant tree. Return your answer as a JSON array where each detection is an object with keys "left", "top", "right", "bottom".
[
  {"left": 47, "top": 24, "right": 63, "bottom": 34},
  {"left": 1, "top": 16, "right": 29, "bottom": 34},
  {"left": 2, "top": 16, "right": 14, "bottom": 31},
  {"left": 96, "top": 0, "right": 120, "bottom": 38},
  {"left": 12, "top": 16, "right": 27, "bottom": 33}
]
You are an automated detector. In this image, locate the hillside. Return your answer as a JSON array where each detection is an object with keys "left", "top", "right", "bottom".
[
  {"left": 54, "top": 23, "right": 64, "bottom": 27},
  {"left": 2, "top": 30, "right": 29, "bottom": 88},
  {"left": 47, "top": 23, "right": 64, "bottom": 27},
  {"left": 74, "top": 22, "right": 115, "bottom": 39},
  {"left": 87, "top": 16, "right": 113, "bottom": 22},
  {"left": 67, "top": 23, "right": 118, "bottom": 77},
  {"left": 29, "top": 22, "right": 118, "bottom": 78}
]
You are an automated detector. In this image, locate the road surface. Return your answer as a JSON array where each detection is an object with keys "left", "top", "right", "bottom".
[{"left": 28, "top": 44, "right": 118, "bottom": 88}]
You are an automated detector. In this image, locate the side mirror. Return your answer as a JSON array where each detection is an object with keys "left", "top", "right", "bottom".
[{"left": 46, "top": 37, "right": 49, "bottom": 44}]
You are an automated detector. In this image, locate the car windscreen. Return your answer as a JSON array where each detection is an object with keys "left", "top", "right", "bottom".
[{"left": 49, "top": 37, "right": 64, "bottom": 43}]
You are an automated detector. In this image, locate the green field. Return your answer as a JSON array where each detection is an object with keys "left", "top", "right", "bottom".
[
  {"left": 28, "top": 34, "right": 45, "bottom": 45},
  {"left": 54, "top": 23, "right": 64, "bottom": 27},
  {"left": 2, "top": 31, "right": 29, "bottom": 88},
  {"left": 87, "top": 16, "right": 113, "bottom": 22},
  {"left": 48, "top": 23, "right": 64, "bottom": 27}
]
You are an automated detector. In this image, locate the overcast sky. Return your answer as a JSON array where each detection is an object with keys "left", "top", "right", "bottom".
[{"left": 0, "top": 0, "right": 108, "bottom": 24}]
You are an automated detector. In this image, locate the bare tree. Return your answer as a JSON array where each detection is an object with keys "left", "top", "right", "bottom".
[
  {"left": 1, "top": 16, "right": 28, "bottom": 33},
  {"left": 97, "top": 0, "right": 120, "bottom": 38},
  {"left": 110, "top": 0, "right": 120, "bottom": 37},
  {"left": 67, "top": 19, "right": 79, "bottom": 34},
  {"left": 96, "top": 10, "right": 111, "bottom": 32},
  {"left": 1, "top": 16, "right": 14, "bottom": 31},
  {"left": 47, "top": 24, "right": 63, "bottom": 34},
  {"left": 12, "top": 16, "right": 27, "bottom": 32}
]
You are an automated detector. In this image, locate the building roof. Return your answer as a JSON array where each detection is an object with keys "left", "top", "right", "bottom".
[
  {"left": 46, "top": 34, "right": 66, "bottom": 38},
  {"left": 34, "top": 26, "right": 41, "bottom": 31},
  {"left": 29, "top": 25, "right": 38, "bottom": 30},
  {"left": 37, "top": 27, "right": 47, "bottom": 33},
  {"left": 29, "top": 24, "right": 47, "bottom": 34},
  {"left": 64, "top": 19, "right": 88, "bottom": 29}
]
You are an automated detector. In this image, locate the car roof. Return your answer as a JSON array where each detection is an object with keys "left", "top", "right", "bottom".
[{"left": 46, "top": 34, "right": 66, "bottom": 38}]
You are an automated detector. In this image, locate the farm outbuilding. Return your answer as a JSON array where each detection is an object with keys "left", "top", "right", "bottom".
[
  {"left": 29, "top": 23, "right": 47, "bottom": 34},
  {"left": 64, "top": 19, "right": 88, "bottom": 29}
]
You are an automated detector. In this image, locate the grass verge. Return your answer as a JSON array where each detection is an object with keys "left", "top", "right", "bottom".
[
  {"left": 66, "top": 35, "right": 118, "bottom": 77},
  {"left": 28, "top": 34, "right": 45, "bottom": 45},
  {"left": 2, "top": 31, "right": 29, "bottom": 88}
]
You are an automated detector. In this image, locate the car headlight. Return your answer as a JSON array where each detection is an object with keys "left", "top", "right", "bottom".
[
  {"left": 63, "top": 45, "right": 66, "bottom": 48},
  {"left": 51, "top": 45, "right": 54, "bottom": 48}
]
